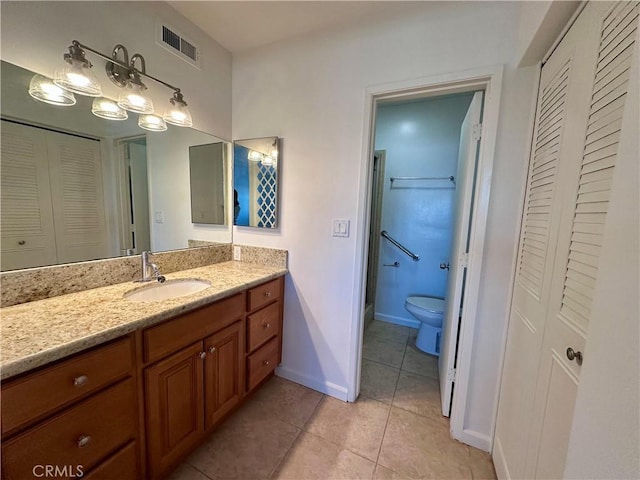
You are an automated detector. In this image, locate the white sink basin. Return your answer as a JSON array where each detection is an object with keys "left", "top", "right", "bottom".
[{"left": 124, "top": 279, "right": 211, "bottom": 302}]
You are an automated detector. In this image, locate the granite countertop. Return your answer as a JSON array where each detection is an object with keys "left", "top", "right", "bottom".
[{"left": 0, "top": 261, "right": 287, "bottom": 380}]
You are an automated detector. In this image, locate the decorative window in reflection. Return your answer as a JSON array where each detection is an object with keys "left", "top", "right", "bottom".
[{"left": 233, "top": 137, "right": 279, "bottom": 228}]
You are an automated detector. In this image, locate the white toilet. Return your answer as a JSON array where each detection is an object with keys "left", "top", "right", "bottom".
[{"left": 405, "top": 296, "right": 445, "bottom": 356}]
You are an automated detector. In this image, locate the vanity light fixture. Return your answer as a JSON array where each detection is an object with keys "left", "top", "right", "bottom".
[
  {"left": 91, "top": 97, "right": 128, "bottom": 120},
  {"left": 138, "top": 113, "right": 167, "bottom": 132},
  {"left": 30, "top": 40, "right": 192, "bottom": 130},
  {"left": 28, "top": 74, "right": 76, "bottom": 106}
]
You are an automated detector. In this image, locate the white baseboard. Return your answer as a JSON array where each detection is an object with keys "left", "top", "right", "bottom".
[
  {"left": 374, "top": 312, "right": 420, "bottom": 329},
  {"left": 492, "top": 437, "right": 510, "bottom": 480},
  {"left": 453, "top": 427, "right": 492, "bottom": 452},
  {"left": 276, "top": 365, "right": 349, "bottom": 401}
]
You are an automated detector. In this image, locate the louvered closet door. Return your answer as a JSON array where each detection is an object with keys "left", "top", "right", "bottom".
[
  {"left": 525, "top": 3, "right": 639, "bottom": 478},
  {"left": 0, "top": 121, "right": 57, "bottom": 270},
  {"left": 46, "top": 131, "right": 109, "bottom": 264}
]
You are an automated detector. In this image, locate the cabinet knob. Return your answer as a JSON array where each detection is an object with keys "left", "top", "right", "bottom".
[
  {"left": 566, "top": 347, "right": 583, "bottom": 365},
  {"left": 76, "top": 435, "right": 91, "bottom": 448},
  {"left": 264, "top": 291, "right": 271, "bottom": 298},
  {"left": 263, "top": 360, "right": 270, "bottom": 367},
  {"left": 198, "top": 352, "right": 207, "bottom": 360},
  {"left": 18, "top": 240, "right": 26, "bottom": 246},
  {"left": 73, "top": 375, "right": 88, "bottom": 387},
  {"left": 208, "top": 346, "right": 216, "bottom": 354},
  {"left": 263, "top": 322, "right": 271, "bottom": 329}
]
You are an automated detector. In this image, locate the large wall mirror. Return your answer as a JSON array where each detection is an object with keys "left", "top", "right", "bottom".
[
  {"left": 0, "top": 61, "right": 232, "bottom": 272},
  {"left": 233, "top": 137, "right": 280, "bottom": 228}
]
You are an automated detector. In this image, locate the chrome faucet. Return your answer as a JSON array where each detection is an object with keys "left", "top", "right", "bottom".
[{"left": 136, "top": 251, "right": 166, "bottom": 283}]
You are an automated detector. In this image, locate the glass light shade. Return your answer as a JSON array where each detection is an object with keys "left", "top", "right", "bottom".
[
  {"left": 91, "top": 97, "right": 128, "bottom": 120},
  {"left": 138, "top": 114, "right": 167, "bottom": 132},
  {"left": 248, "top": 150, "right": 263, "bottom": 162},
  {"left": 28, "top": 75, "right": 76, "bottom": 106},
  {"left": 118, "top": 82, "right": 154, "bottom": 114},
  {"left": 163, "top": 100, "right": 193, "bottom": 127},
  {"left": 261, "top": 155, "right": 275, "bottom": 167},
  {"left": 53, "top": 58, "right": 102, "bottom": 97}
]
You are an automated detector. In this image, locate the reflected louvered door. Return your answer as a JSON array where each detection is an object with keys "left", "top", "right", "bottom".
[
  {"left": 46, "top": 132, "right": 109, "bottom": 264},
  {"left": 525, "top": 2, "right": 639, "bottom": 479},
  {"left": 0, "top": 121, "right": 57, "bottom": 270}
]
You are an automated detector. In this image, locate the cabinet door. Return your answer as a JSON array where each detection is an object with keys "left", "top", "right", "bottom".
[
  {"left": 204, "top": 321, "right": 244, "bottom": 429},
  {"left": 145, "top": 342, "right": 205, "bottom": 479}
]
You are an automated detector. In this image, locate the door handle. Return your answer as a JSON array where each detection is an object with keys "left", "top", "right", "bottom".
[
  {"left": 566, "top": 347, "right": 583, "bottom": 366},
  {"left": 440, "top": 263, "right": 450, "bottom": 270}
]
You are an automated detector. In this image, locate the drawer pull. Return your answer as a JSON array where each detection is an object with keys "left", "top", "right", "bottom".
[
  {"left": 198, "top": 352, "right": 207, "bottom": 360},
  {"left": 76, "top": 435, "right": 91, "bottom": 448},
  {"left": 263, "top": 322, "right": 271, "bottom": 329},
  {"left": 208, "top": 346, "right": 216, "bottom": 354},
  {"left": 263, "top": 360, "right": 270, "bottom": 367},
  {"left": 73, "top": 375, "right": 88, "bottom": 387},
  {"left": 264, "top": 291, "right": 271, "bottom": 298}
]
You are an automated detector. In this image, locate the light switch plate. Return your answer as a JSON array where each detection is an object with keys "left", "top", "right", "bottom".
[
  {"left": 332, "top": 219, "right": 350, "bottom": 237},
  {"left": 154, "top": 211, "right": 164, "bottom": 223}
]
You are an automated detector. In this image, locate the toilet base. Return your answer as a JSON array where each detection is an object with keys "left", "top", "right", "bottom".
[{"left": 415, "top": 323, "right": 441, "bottom": 356}]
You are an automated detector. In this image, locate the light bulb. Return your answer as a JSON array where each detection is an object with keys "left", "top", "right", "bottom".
[
  {"left": 118, "top": 81, "right": 154, "bottom": 114},
  {"left": 54, "top": 58, "right": 102, "bottom": 97},
  {"left": 138, "top": 114, "right": 167, "bottom": 132},
  {"left": 248, "top": 150, "right": 263, "bottom": 162},
  {"left": 28, "top": 74, "right": 76, "bottom": 106},
  {"left": 163, "top": 92, "right": 193, "bottom": 127},
  {"left": 92, "top": 97, "right": 128, "bottom": 120}
]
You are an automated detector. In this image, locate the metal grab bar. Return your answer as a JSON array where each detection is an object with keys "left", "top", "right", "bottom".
[{"left": 380, "top": 231, "right": 420, "bottom": 261}]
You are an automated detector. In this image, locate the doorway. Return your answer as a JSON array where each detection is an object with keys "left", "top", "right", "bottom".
[
  {"left": 116, "top": 136, "right": 151, "bottom": 255},
  {"left": 360, "top": 91, "right": 482, "bottom": 417},
  {"left": 351, "top": 67, "right": 504, "bottom": 451}
]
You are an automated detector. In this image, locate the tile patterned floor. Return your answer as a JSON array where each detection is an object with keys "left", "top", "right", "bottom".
[{"left": 169, "top": 320, "right": 496, "bottom": 480}]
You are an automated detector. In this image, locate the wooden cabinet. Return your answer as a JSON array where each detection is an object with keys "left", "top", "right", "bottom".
[
  {"left": 0, "top": 336, "right": 139, "bottom": 480},
  {"left": 144, "top": 342, "right": 205, "bottom": 479},
  {"left": 245, "top": 277, "right": 285, "bottom": 393}
]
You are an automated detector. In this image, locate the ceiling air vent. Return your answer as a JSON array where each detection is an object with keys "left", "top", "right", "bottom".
[{"left": 156, "top": 23, "right": 201, "bottom": 69}]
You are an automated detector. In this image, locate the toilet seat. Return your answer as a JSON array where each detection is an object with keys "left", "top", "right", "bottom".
[{"left": 406, "top": 296, "right": 445, "bottom": 314}]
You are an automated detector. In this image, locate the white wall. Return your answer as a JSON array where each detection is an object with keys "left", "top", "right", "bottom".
[
  {"left": 0, "top": 1, "right": 232, "bottom": 139},
  {"left": 232, "top": 1, "right": 537, "bottom": 443},
  {"left": 147, "top": 128, "right": 232, "bottom": 250},
  {"left": 374, "top": 95, "right": 473, "bottom": 326}
]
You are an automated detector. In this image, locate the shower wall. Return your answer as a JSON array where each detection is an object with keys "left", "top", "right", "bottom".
[{"left": 374, "top": 94, "right": 473, "bottom": 327}]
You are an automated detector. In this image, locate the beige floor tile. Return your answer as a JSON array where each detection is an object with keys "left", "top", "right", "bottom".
[
  {"left": 401, "top": 345, "right": 439, "bottom": 380},
  {"left": 273, "top": 432, "right": 376, "bottom": 480},
  {"left": 365, "top": 320, "right": 413, "bottom": 344},
  {"left": 379, "top": 407, "right": 471, "bottom": 479},
  {"left": 305, "top": 396, "right": 390, "bottom": 461},
  {"left": 251, "top": 375, "right": 324, "bottom": 427},
  {"left": 469, "top": 448, "right": 497, "bottom": 479},
  {"left": 166, "top": 463, "right": 212, "bottom": 480},
  {"left": 360, "top": 358, "right": 400, "bottom": 405},
  {"left": 363, "top": 335, "right": 407, "bottom": 368},
  {"left": 187, "top": 400, "right": 300, "bottom": 479},
  {"left": 393, "top": 370, "right": 447, "bottom": 425},
  {"left": 373, "top": 464, "right": 411, "bottom": 479}
]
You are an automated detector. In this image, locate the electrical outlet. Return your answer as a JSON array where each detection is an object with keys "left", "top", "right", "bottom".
[{"left": 233, "top": 246, "right": 241, "bottom": 261}]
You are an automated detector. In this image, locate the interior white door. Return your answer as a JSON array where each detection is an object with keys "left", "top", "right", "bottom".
[{"left": 438, "top": 91, "right": 483, "bottom": 417}]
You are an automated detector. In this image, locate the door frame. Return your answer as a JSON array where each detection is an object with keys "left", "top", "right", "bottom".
[{"left": 348, "top": 65, "right": 504, "bottom": 450}]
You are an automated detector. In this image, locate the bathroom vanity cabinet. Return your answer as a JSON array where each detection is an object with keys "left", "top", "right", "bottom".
[{"left": 0, "top": 275, "right": 285, "bottom": 480}]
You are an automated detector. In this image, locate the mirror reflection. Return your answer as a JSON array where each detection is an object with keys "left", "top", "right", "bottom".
[
  {"left": 233, "top": 137, "right": 280, "bottom": 228},
  {"left": 0, "top": 61, "right": 231, "bottom": 272}
]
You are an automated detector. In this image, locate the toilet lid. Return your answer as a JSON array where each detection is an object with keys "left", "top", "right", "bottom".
[{"left": 406, "top": 296, "right": 445, "bottom": 314}]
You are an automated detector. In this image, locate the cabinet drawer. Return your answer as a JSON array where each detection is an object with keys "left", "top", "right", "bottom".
[
  {"left": 2, "top": 378, "right": 136, "bottom": 480},
  {"left": 247, "top": 302, "right": 280, "bottom": 353},
  {"left": 1, "top": 336, "right": 133, "bottom": 436},
  {"left": 144, "top": 293, "right": 244, "bottom": 364},
  {"left": 247, "top": 337, "right": 279, "bottom": 392},
  {"left": 82, "top": 442, "right": 138, "bottom": 480},
  {"left": 248, "top": 278, "right": 282, "bottom": 312}
]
